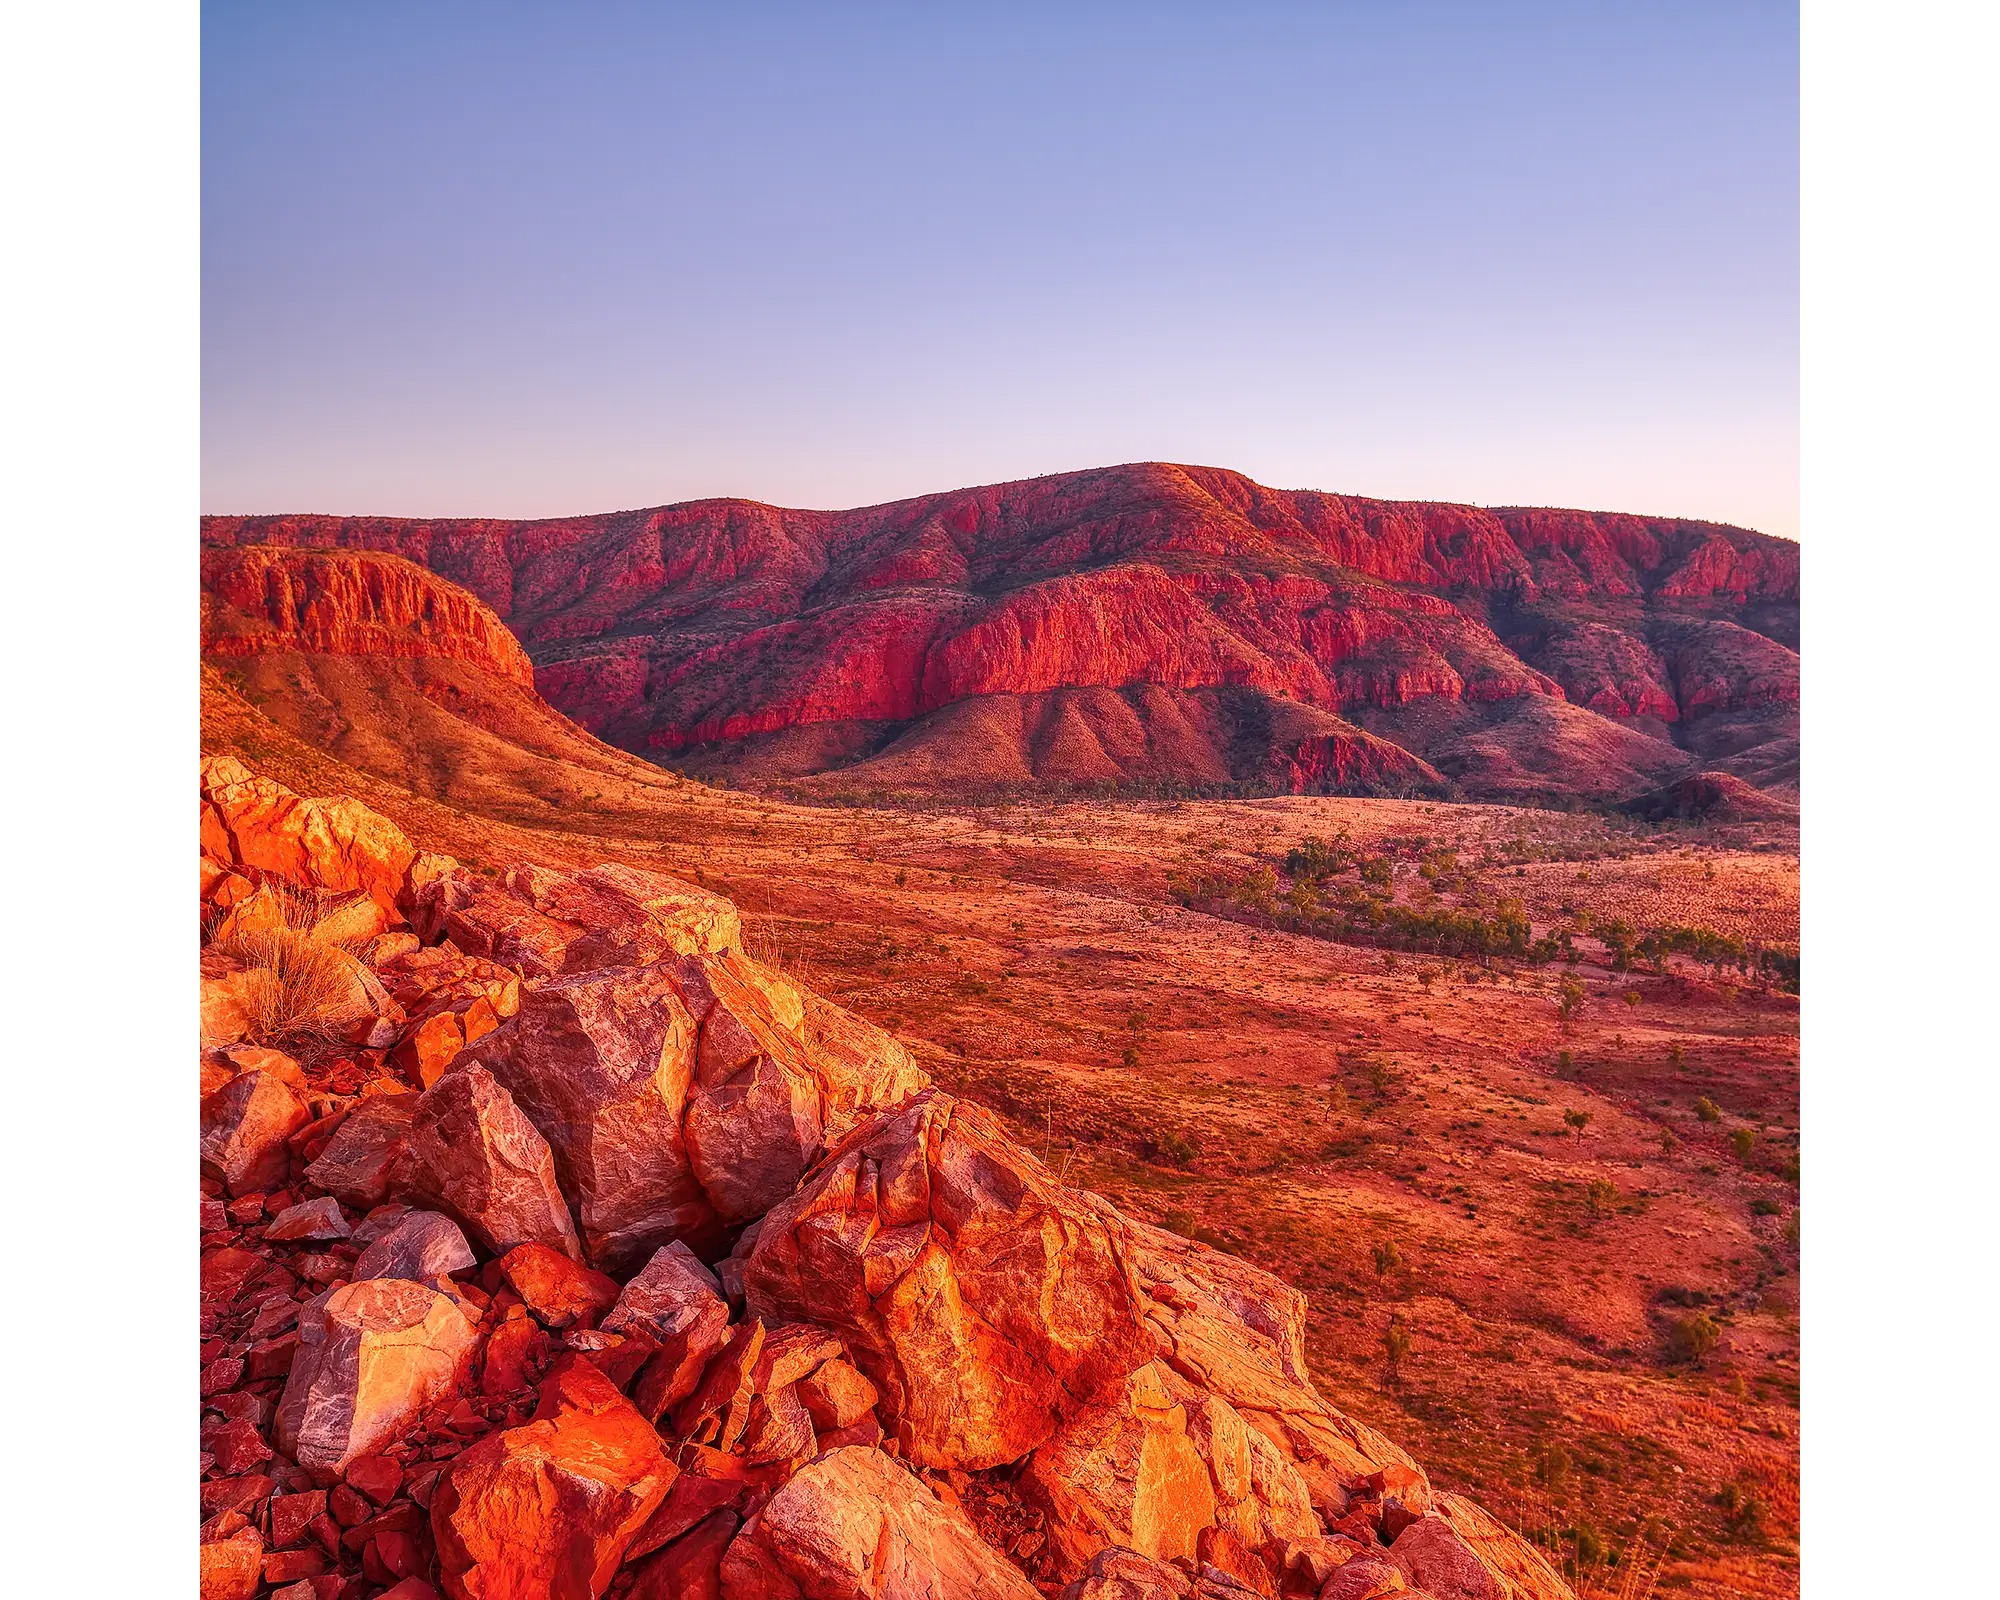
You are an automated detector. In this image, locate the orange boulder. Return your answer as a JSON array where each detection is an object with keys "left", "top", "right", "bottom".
[
  {"left": 431, "top": 1357, "right": 675, "bottom": 1600},
  {"left": 720, "top": 1446, "right": 1042, "bottom": 1600},
  {"left": 201, "top": 1069, "right": 310, "bottom": 1195},
  {"left": 744, "top": 1090, "right": 1154, "bottom": 1470},
  {"left": 276, "top": 1278, "right": 480, "bottom": 1474}
]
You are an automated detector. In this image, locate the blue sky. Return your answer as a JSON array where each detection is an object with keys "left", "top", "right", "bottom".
[{"left": 202, "top": 2, "right": 1798, "bottom": 535}]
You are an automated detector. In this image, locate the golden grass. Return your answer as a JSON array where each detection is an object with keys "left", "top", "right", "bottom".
[{"left": 209, "top": 885, "right": 367, "bottom": 1040}]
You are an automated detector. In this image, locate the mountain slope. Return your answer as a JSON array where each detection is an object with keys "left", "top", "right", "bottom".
[{"left": 202, "top": 462, "right": 1800, "bottom": 802}]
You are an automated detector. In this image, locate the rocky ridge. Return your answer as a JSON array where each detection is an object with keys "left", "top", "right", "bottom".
[
  {"left": 200, "top": 462, "right": 1799, "bottom": 802},
  {"left": 198, "top": 755, "right": 1574, "bottom": 1600}
]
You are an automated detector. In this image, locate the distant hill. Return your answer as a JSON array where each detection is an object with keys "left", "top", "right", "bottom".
[{"left": 202, "top": 462, "right": 1798, "bottom": 803}]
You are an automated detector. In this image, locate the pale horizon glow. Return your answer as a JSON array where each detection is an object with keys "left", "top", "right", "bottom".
[{"left": 203, "top": 2, "right": 1799, "bottom": 539}]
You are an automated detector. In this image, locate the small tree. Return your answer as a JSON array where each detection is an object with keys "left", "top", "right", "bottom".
[
  {"left": 1586, "top": 1178, "right": 1617, "bottom": 1215},
  {"left": 1668, "top": 1311, "right": 1721, "bottom": 1364},
  {"left": 1382, "top": 1314, "right": 1413, "bottom": 1377},
  {"left": 1730, "top": 1127, "right": 1757, "bottom": 1162},
  {"left": 1557, "top": 976, "right": 1586, "bottom": 1024},
  {"left": 1372, "top": 1240, "right": 1403, "bottom": 1277},
  {"left": 1121, "top": 1045, "right": 1141, "bottom": 1070},
  {"left": 1624, "top": 989, "right": 1641, "bottom": 1008},
  {"left": 1694, "top": 1097, "right": 1721, "bottom": 1123},
  {"left": 1659, "top": 1130, "right": 1678, "bottom": 1158},
  {"left": 1564, "top": 1109, "right": 1592, "bottom": 1144}
]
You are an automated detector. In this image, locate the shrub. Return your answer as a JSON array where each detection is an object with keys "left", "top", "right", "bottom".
[
  {"left": 1563, "top": 1109, "right": 1592, "bottom": 1143},
  {"left": 1667, "top": 1311, "right": 1721, "bottom": 1364},
  {"left": 1557, "top": 976, "right": 1586, "bottom": 1022},
  {"left": 1659, "top": 1130, "right": 1678, "bottom": 1157},
  {"left": 1750, "top": 1197, "right": 1781, "bottom": 1216},
  {"left": 1730, "top": 1128, "right": 1757, "bottom": 1161},
  {"left": 1586, "top": 1179, "right": 1617, "bottom": 1215},
  {"left": 1359, "top": 855, "right": 1394, "bottom": 888},
  {"left": 1694, "top": 1097, "right": 1722, "bottom": 1123},
  {"left": 1372, "top": 1240, "right": 1403, "bottom": 1276},
  {"left": 1716, "top": 1482, "right": 1765, "bottom": 1542},
  {"left": 1623, "top": 989, "right": 1641, "bottom": 1008},
  {"left": 1382, "top": 1315, "right": 1413, "bottom": 1369},
  {"left": 210, "top": 889, "right": 365, "bottom": 1041},
  {"left": 1669, "top": 1043, "right": 1685, "bottom": 1065}
]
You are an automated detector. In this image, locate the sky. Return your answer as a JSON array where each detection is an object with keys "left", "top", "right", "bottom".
[{"left": 202, "top": 2, "right": 1799, "bottom": 537}]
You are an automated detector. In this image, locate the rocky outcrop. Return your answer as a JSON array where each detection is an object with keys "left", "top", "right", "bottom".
[
  {"left": 202, "top": 545, "right": 536, "bottom": 687},
  {"left": 194, "top": 759, "right": 1573, "bottom": 1600},
  {"left": 202, "top": 462, "right": 1798, "bottom": 801},
  {"left": 744, "top": 1090, "right": 1157, "bottom": 1470}
]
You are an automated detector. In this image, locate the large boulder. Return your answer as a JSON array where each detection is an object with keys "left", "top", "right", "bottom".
[
  {"left": 391, "top": 1064, "right": 583, "bottom": 1261},
  {"left": 460, "top": 964, "right": 720, "bottom": 1272},
  {"left": 431, "top": 1357, "right": 676, "bottom": 1600},
  {"left": 718, "top": 1445, "right": 1041, "bottom": 1600},
  {"left": 201, "top": 755, "right": 416, "bottom": 917},
  {"left": 200, "top": 1069, "right": 309, "bottom": 1195},
  {"left": 744, "top": 1090, "right": 1155, "bottom": 1470},
  {"left": 462, "top": 950, "right": 930, "bottom": 1271},
  {"left": 406, "top": 861, "right": 740, "bottom": 979},
  {"left": 1124, "top": 1218, "right": 1423, "bottom": 1512},
  {"left": 1415, "top": 1496, "right": 1573, "bottom": 1600},
  {"left": 275, "top": 1278, "right": 480, "bottom": 1474},
  {"left": 1021, "top": 1361, "right": 1219, "bottom": 1576}
]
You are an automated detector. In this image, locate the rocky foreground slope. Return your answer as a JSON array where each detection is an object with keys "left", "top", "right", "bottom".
[
  {"left": 201, "top": 462, "right": 1799, "bottom": 802},
  {"left": 199, "top": 755, "right": 1574, "bottom": 1600}
]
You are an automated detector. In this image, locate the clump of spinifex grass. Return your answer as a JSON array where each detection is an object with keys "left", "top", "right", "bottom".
[{"left": 209, "top": 886, "right": 366, "bottom": 1040}]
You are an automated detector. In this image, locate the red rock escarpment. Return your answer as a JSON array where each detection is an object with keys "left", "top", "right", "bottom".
[{"left": 201, "top": 461, "right": 1798, "bottom": 798}]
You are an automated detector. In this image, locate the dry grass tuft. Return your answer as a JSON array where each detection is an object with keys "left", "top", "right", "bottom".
[{"left": 210, "top": 886, "right": 366, "bottom": 1040}]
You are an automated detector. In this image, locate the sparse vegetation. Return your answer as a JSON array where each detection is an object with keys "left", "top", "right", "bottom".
[
  {"left": 208, "top": 888, "right": 364, "bottom": 1040},
  {"left": 1666, "top": 1311, "right": 1721, "bottom": 1365},
  {"left": 1694, "top": 1096, "right": 1721, "bottom": 1123}
]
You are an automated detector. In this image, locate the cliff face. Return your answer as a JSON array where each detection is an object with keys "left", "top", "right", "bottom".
[
  {"left": 202, "top": 546, "right": 536, "bottom": 689},
  {"left": 202, "top": 462, "right": 1799, "bottom": 799}
]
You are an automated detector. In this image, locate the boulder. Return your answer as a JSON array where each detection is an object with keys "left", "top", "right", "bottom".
[
  {"left": 201, "top": 1070, "right": 310, "bottom": 1195},
  {"left": 353, "top": 1211, "right": 477, "bottom": 1283},
  {"left": 796, "top": 989, "right": 929, "bottom": 1144},
  {"left": 605, "top": 1243, "right": 733, "bottom": 1422},
  {"left": 461, "top": 964, "right": 720, "bottom": 1272},
  {"left": 1124, "top": 1218, "right": 1423, "bottom": 1512},
  {"left": 1319, "top": 1558, "right": 1406, "bottom": 1600},
  {"left": 431, "top": 1357, "right": 676, "bottom": 1600},
  {"left": 1421, "top": 1496, "right": 1573, "bottom": 1600},
  {"left": 201, "top": 756, "right": 417, "bottom": 917},
  {"left": 1021, "top": 1361, "right": 1219, "bottom": 1577},
  {"left": 627, "top": 1509, "right": 739, "bottom": 1600},
  {"left": 390, "top": 1064, "right": 582, "bottom": 1261},
  {"left": 266, "top": 1196, "right": 352, "bottom": 1243},
  {"left": 1060, "top": 1547, "right": 1193, "bottom": 1600},
  {"left": 796, "top": 1357, "right": 878, "bottom": 1433},
  {"left": 275, "top": 1278, "right": 480, "bottom": 1474},
  {"left": 304, "top": 1094, "right": 417, "bottom": 1210},
  {"left": 745, "top": 1090, "right": 1155, "bottom": 1470},
  {"left": 718, "top": 1446, "right": 1041, "bottom": 1600},
  {"left": 406, "top": 861, "right": 740, "bottom": 980},
  {"left": 497, "top": 1242, "right": 620, "bottom": 1328},
  {"left": 199, "top": 954, "right": 264, "bottom": 1047},
  {"left": 199, "top": 1523, "right": 265, "bottom": 1600}
]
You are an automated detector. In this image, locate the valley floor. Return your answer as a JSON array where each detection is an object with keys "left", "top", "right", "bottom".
[{"left": 207, "top": 687, "right": 1800, "bottom": 1599}]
